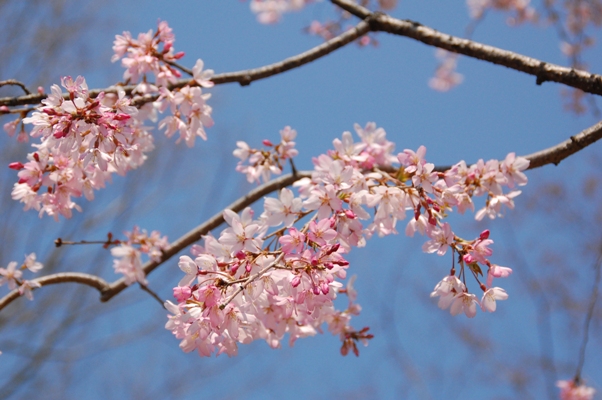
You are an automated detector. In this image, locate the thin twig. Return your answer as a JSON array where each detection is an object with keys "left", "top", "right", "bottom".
[
  {"left": 138, "top": 283, "right": 167, "bottom": 308},
  {"left": 0, "top": 273, "right": 109, "bottom": 312},
  {"left": 0, "top": 79, "right": 31, "bottom": 95},
  {"left": 219, "top": 253, "right": 285, "bottom": 310},
  {"left": 574, "top": 238, "right": 602, "bottom": 382},
  {"left": 163, "top": 59, "right": 193, "bottom": 76}
]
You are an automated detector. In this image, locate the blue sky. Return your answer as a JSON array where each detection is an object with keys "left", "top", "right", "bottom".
[{"left": 1, "top": 1, "right": 601, "bottom": 399}]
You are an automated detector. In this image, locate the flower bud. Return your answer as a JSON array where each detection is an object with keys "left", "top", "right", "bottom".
[{"left": 8, "top": 162, "right": 24, "bottom": 170}]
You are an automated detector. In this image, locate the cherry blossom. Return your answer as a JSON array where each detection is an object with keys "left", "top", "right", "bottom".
[
  {"left": 262, "top": 188, "right": 302, "bottom": 227},
  {"left": 480, "top": 287, "right": 508, "bottom": 312},
  {"left": 556, "top": 379, "right": 596, "bottom": 400},
  {"left": 18, "top": 280, "right": 41, "bottom": 301},
  {"left": 111, "top": 227, "right": 168, "bottom": 285},
  {"left": 234, "top": 126, "right": 298, "bottom": 183},
  {"left": 0, "top": 254, "right": 44, "bottom": 300},
  {"left": 429, "top": 50, "right": 464, "bottom": 92},
  {"left": 450, "top": 292, "right": 479, "bottom": 318},
  {"left": 250, "top": 0, "right": 310, "bottom": 24},
  {"left": 422, "top": 223, "right": 454, "bottom": 256},
  {"left": 0, "top": 262, "right": 22, "bottom": 290}
]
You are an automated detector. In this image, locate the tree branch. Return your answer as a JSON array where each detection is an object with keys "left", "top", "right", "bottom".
[
  {"left": 331, "top": 0, "right": 602, "bottom": 96},
  {"left": 2, "top": 2, "right": 602, "bottom": 111},
  {"left": 522, "top": 120, "right": 602, "bottom": 169},
  {"left": 0, "top": 20, "right": 371, "bottom": 107},
  {"left": 0, "top": 272, "right": 109, "bottom": 312},
  {"left": 0, "top": 79, "right": 31, "bottom": 95},
  {"left": 2, "top": 118, "right": 600, "bottom": 309},
  {"left": 99, "top": 171, "right": 312, "bottom": 302}
]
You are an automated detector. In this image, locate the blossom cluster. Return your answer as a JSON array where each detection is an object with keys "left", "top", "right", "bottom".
[
  {"left": 233, "top": 126, "right": 299, "bottom": 183},
  {"left": 8, "top": 21, "right": 214, "bottom": 219},
  {"left": 112, "top": 20, "right": 215, "bottom": 147},
  {"left": 111, "top": 226, "right": 169, "bottom": 285},
  {"left": 10, "top": 76, "right": 153, "bottom": 220},
  {"left": 166, "top": 122, "right": 528, "bottom": 357},
  {"left": 0, "top": 253, "right": 43, "bottom": 300}
]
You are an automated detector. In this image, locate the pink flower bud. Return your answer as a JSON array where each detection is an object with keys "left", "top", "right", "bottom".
[
  {"left": 235, "top": 251, "right": 246, "bottom": 260},
  {"left": 291, "top": 275, "right": 301, "bottom": 287},
  {"left": 173, "top": 51, "right": 185, "bottom": 59},
  {"left": 8, "top": 162, "right": 24, "bottom": 170},
  {"left": 463, "top": 254, "right": 475, "bottom": 264},
  {"left": 230, "top": 263, "right": 239, "bottom": 274},
  {"left": 312, "top": 285, "right": 321, "bottom": 295},
  {"left": 173, "top": 286, "right": 192, "bottom": 302},
  {"left": 344, "top": 210, "right": 356, "bottom": 219},
  {"left": 320, "top": 281, "right": 329, "bottom": 294},
  {"left": 262, "top": 139, "right": 273, "bottom": 147},
  {"left": 325, "top": 243, "right": 340, "bottom": 255},
  {"left": 480, "top": 230, "right": 490, "bottom": 240},
  {"left": 37, "top": 86, "right": 45, "bottom": 94}
]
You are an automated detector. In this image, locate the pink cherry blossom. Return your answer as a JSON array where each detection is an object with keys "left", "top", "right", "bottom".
[
  {"left": 429, "top": 50, "right": 464, "bottom": 92},
  {"left": 23, "top": 253, "right": 43, "bottom": 273},
  {"left": 192, "top": 59, "right": 214, "bottom": 88},
  {"left": 556, "top": 379, "right": 596, "bottom": 400},
  {"left": 465, "top": 238, "right": 493, "bottom": 264},
  {"left": 450, "top": 292, "right": 479, "bottom": 318},
  {"left": 18, "top": 280, "right": 41, "bottom": 301},
  {"left": 486, "top": 264, "right": 512, "bottom": 286},
  {"left": 262, "top": 188, "right": 302, "bottom": 227},
  {"left": 501, "top": 152, "right": 529, "bottom": 187},
  {"left": 430, "top": 275, "right": 465, "bottom": 310},
  {"left": 422, "top": 223, "right": 454, "bottom": 256},
  {"left": 279, "top": 227, "right": 306, "bottom": 254},
  {"left": 0, "top": 261, "right": 22, "bottom": 290},
  {"left": 480, "top": 287, "right": 508, "bottom": 312}
]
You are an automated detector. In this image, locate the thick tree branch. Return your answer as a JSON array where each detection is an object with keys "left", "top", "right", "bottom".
[
  {"left": 0, "top": 20, "right": 371, "bottom": 107},
  {"left": 1, "top": 119, "right": 600, "bottom": 310},
  {"left": 5, "top": 3, "right": 602, "bottom": 109},
  {"left": 522, "top": 121, "right": 602, "bottom": 169},
  {"left": 331, "top": 0, "right": 602, "bottom": 96}
]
